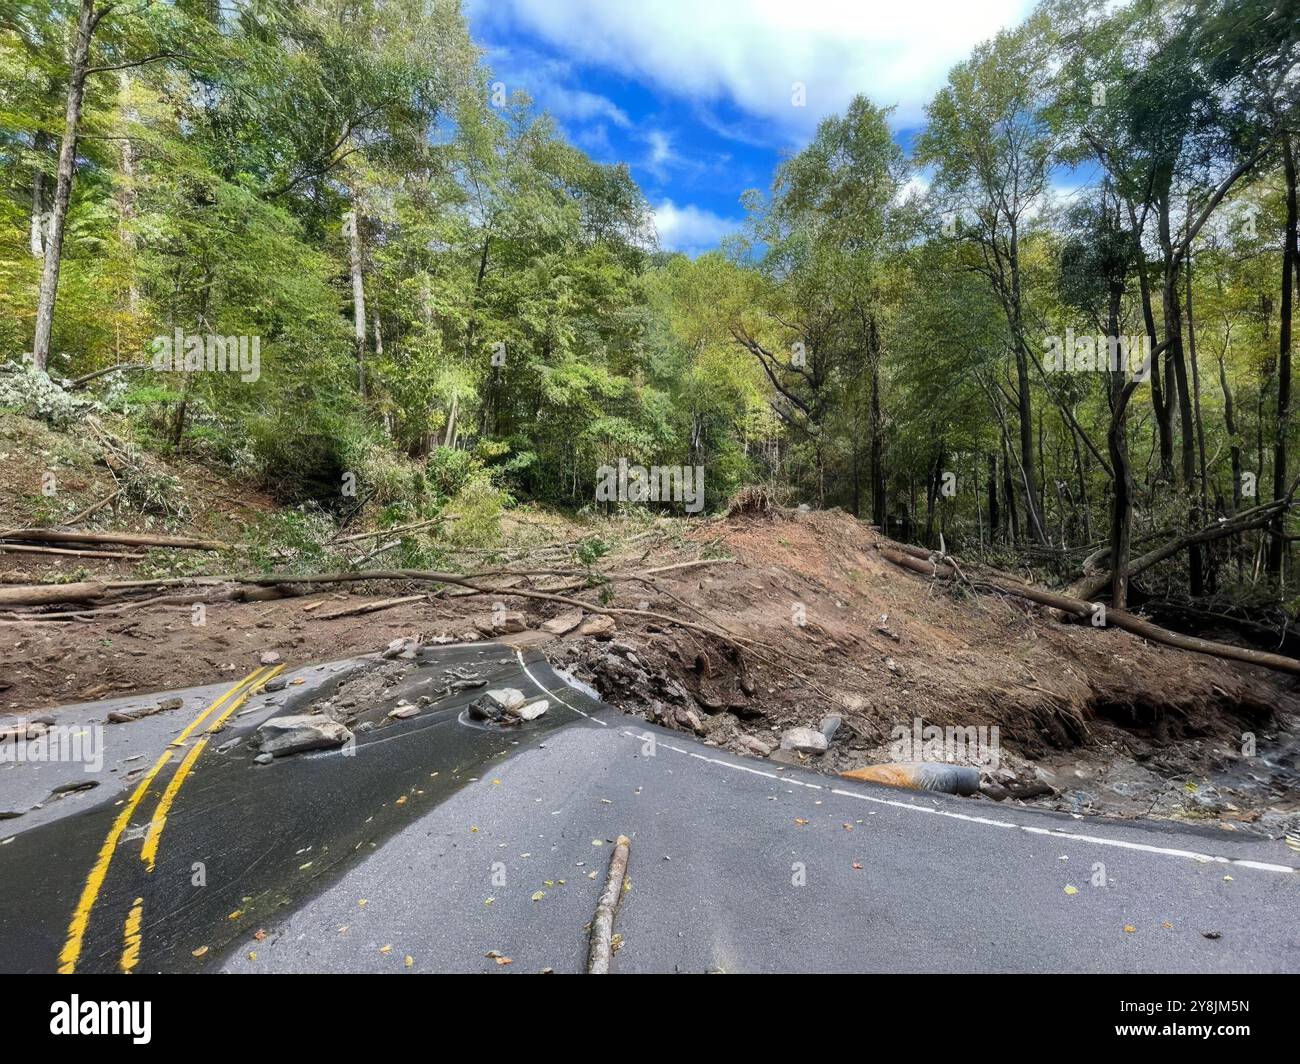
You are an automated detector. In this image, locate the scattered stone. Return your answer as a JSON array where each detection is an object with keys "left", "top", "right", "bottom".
[
  {"left": 819, "top": 715, "right": 842, "bottom": 742},
  {"left": 382, "top": 637, "right": 421, "bottom": 659},
  {"left": 477, "top": 611, "right": 527, "bottom": 636},
  {"left": 780, "top": 726, "right": 829, "bottom": 754},
  {"left": 542, "top": 611, "right": 584, "bottom": 635},
  {"left": 254, "top": 753, "right": 273, "bottom": 766},
  {"left": 263, "top": 676, "right": 288, "bottom": 692},
  {"left": 387, "top": 703, "right": 419, "bottom": 720},
  {"left": 508, "top": 698, "right": 549, "bottom": 722},
  {"left": 485, "top": 688, "right": 526, "bottom": 711},
  {"left": 739, "top": 734, "right": 773, "bottom": 757},
  {"left": 578, "top": 615, "right": 616, "bottom": 639},
  {"left": 259, "top": 651, "right": 281, "bottom": 666},
  {"left": 254, "top": 714, "right": 352, "bottom": 758}
]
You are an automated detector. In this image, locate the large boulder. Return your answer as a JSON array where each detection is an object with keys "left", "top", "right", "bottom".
[
  {"left": 779, "top": 726, "right": 829, "bottom": 754},
  {"left": 255, "top": 714, "right": 352, "bottom": 758}
]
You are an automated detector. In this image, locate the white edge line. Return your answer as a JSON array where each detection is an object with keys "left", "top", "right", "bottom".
[{"left": 520, "top": 652, "right": 1297, "bottom": 877}]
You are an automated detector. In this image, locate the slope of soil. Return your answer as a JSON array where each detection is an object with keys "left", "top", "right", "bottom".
[{"left": 1, "top": 415, "right": 1296, "bottom": 837}]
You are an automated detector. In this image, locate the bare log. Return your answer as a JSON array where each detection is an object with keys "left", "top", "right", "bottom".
[
  {"left": 315, "top": 594, "right": 427, "bottom": 621},
  {"left": 587, "top": 834, "right": 631, "bottom": 974},
  {"left": 0, "top": 529, "right": 226, "bottom": 551},
  {"left": 878, "top": 547, "right": 1300, "bottom": 676},
  {"left": 0, "top": 580, "right": 108, "bottom": 607},
  {"left": 0, "top": 543, "right": 144, "bottom": 560}
]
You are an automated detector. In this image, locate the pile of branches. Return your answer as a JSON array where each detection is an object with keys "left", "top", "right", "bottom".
[{"left": 877, "top": 540, "right": 1300, "bottom": 677}]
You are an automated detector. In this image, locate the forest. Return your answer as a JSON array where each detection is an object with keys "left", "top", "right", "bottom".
[{"left": 2, "top": 0, "right": 1298, "bottom": 626}]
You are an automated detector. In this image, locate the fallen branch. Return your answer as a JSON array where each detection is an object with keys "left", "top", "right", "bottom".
[
  {"left": 879, "top": 546, "right": 1300, "bottom": 676},
  {"left": 1072, "top": 477, "right": 1300, "bottom": 601},
  {"left": 587, "top": 834, "right": 631, "bottom": 974},
  {"left": 64, "top": 490, "right": 121, "bottom": 527},
  {"left": 0, "top": 529, "right": 227, "bottom": 551},
  {"left": 0, "top": 543, "right": 144, "bottom": 561},
  {"left": 315, "top": 594, "right": 428, "bottom": 621}
]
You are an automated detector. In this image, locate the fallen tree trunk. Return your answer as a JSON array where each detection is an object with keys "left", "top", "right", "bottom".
[
  {"left": 0, "top": 529, "right": 227, "bottom": 551},
  {"left": 315, "top": 594, "right": 427, "bottom": 621},
  {"left": 1072, "top": 477, "right": 1300, "bottom": 601},
  {"left": 0, "top": 580, "right": 108, "bottom": 607},
  {"left": 878, "top": 546, "right": 1300, "bottom": 676},
  {"left": 0, "top": 543, "right": 144, "bottom": 561},
  {"left": 587, "top": 834, "right": 631, "bottom": 974}
]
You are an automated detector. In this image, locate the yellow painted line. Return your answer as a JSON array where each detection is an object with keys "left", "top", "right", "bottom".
[
  {"left": 57, "top": 669, "right": 267, "bottom": 974},
  {"left": 58, "top": 749, "right": 172, "bottom": 974},
  {"left": 206, "top": 664, "right": 283, "bottom": 735},
  {"left": 141, "top": 665, "right": 283, "bottom": 871},
  {"left": 140, "top": 739, "right": 209, "bottom": 872},
  {"left": 120, "top": 897, "right": 143, "bottom": 973},
  {"left": 170, "top": 667, "right": 270, "bottom": 747}
]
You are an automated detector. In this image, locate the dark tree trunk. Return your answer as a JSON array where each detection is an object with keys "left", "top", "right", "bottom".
[
  {"left": 1267, "top": 136, "right": 1297, "bottom": 581},
  {"left": 32, "top": 0, "right": 97, "bottom": 373}
]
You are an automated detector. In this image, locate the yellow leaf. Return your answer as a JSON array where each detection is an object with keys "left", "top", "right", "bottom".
[
  {"left": 380, "top": 944, "right": 393, "bottom": 954},
  {"left": 228, "top": 909, "right": 244, "bottom": 920},
  {"left": 1064, "top": 885, "right": 1079, "bottom": 896},
  {"left": 531, "top": 890, "right": 546, "bottom": 901},
  {"left": 405, "top": 956, "right": 414, "bottom": 968},
  {"left": 1123, "top": 924, "right": 1136, "bottom": 933},
  {"left": 191, "top": 946, "right": 209, "bottom": 958}
]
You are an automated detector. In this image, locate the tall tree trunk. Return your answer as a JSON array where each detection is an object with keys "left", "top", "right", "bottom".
[
  {"left": 1267, "top": 136, "right": 1297, "bottom": 580},
  {"left": 987, "top": 453, "right": 1000, "bottom": 542},
  {"left": 32, "top": 0, "right": 97, "bottom": 373},
  {"left": 29, "top": 131, "right": 54, "bottom": 259},
  {"left": 1107, "top": 281, "right": 1134, "bottom": 608},
  {"left": 1157, "top": 194, "right": 1202, "bottom": 594},
  {"left": 345, "top": 206, "right": 367, "bottom": 394},
  {"left": 868, "top": 315, "right": 886, "bottom": 528},
  {"left": 1186, "top": 247, "right": 1212, "bottom": 590},
  {"left": 1130, "top": 228, "right": 1175, "bottom": 480},
  {"left": 117, "top": 96, "right": 139, "bottom": 315}
]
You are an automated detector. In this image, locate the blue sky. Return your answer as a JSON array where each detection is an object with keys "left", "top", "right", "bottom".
[{"left": 465, "top": 0, "right": 1037, "bottom": 254}]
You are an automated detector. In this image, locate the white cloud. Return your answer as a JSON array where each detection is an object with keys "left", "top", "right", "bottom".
[
  {"left": 547, "top": 85, "right": 631, "bottom": 127},
  {"left": 484, "top": 46, "right": 630, "bottom": 128},
  {"left": 476, "top": 0, "right": 1034, "bottom": 135},
  {"left": 653, "top": 200, "right": 741, "bottom": 254}
]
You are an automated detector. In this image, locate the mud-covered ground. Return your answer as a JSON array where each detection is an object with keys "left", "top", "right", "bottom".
[
  {"left": 2, "top": 412, "right": 1297, "bottom": 839},
  {"left": 3, "top": 503, "right": 1297, "bottom": 841}
]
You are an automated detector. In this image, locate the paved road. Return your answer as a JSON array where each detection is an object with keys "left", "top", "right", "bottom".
[{"left": 1, "top": 642, "right": 1297, "bottom": 973}]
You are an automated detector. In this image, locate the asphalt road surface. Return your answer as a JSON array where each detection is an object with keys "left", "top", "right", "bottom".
[{"left": 1, "top": 642, "right": 1297, "bottom": 973}]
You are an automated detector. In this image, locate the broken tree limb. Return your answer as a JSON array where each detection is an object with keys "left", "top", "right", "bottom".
[
  {"left": 0, "top": 543, "right": 144, "bottom": 561},
  {"left": 66, "top": 362, "right": 150, "bottom": 389},
  {"left": 587, "top": 834, "right": 631, "bottom": 974},
  {"left": 315, "top": 594, "right": 427, "bottom": 621},
  {"left": 0, "top": 580, "right": 108, "bottom": 607},
  {"left": 878, "top": 546, "right": 1300, "bottom": 676},
  {"left": 1071, "top": 490, "right": 1296, "bottom": 601},
  {"left": 64, "top": 490, "right": 121, "bottom": 527},
  {"left": 0, "top": 529, "right": 227, "bottom": 551}
]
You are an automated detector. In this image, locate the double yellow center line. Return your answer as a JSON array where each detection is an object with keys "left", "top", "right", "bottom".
[{"left": 58, "top": 665, "right": 283, "bottom": 974}]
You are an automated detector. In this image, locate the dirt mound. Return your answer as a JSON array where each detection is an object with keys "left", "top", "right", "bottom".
[{"left": 1, "top": 493, "right": 1295, "bottom": 833}]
